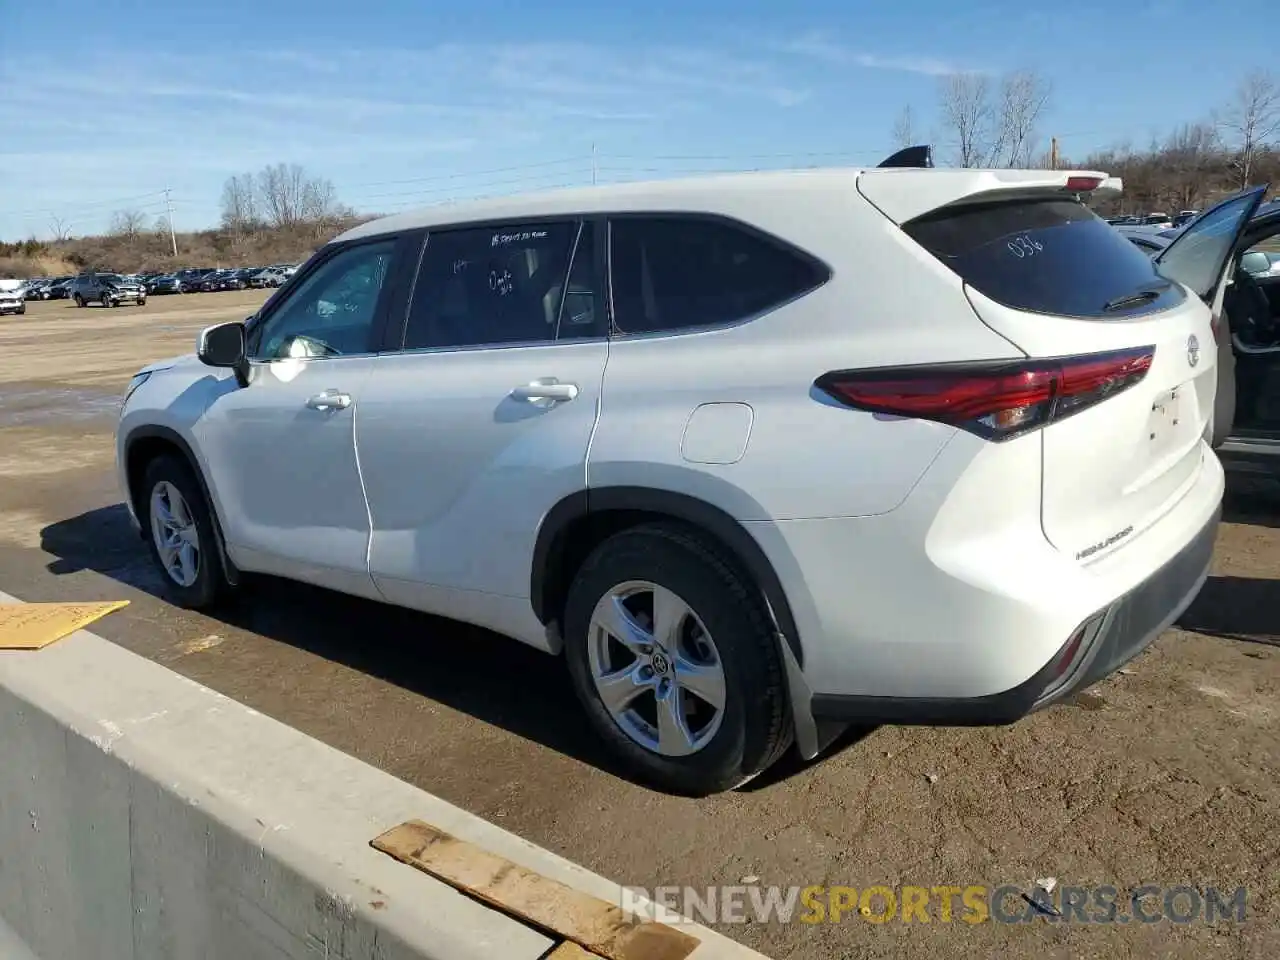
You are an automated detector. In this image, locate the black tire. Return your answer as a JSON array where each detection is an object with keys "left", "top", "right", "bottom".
[
  {"left": 563, "top": 523, "right": 792, "bottom": 795},
  {"left": 73, "top": 294, "right": 84, "bottom": 308},
  {"left": 140, "top": 454, "right": 230, "bottom": 610}
]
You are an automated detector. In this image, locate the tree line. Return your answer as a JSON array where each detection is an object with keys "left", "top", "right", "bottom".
[{"left": 896, "top": 67, "right": 1280, "bottom": 214}]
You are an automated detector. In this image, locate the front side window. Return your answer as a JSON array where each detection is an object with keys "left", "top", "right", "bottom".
[
  {"left": 250, "top": 240, "right": 395, "bottom": 360},
  {"left": 608, "top": 216, "right": 827, "bottom": 335},
  {"left": 403, "top": 221, "right": 580, "bottom": 350}
]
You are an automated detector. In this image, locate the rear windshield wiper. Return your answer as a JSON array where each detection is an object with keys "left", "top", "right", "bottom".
[{"left": 1102, "top": 287, "right": 1166, "bottom": 312}]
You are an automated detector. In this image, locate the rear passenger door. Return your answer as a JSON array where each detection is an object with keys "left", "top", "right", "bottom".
[
  {"left": 356, "top": 219, "right": 608, "bottom": 644},
  {"left": 587, "top": 215, "right": 833, "bottom": 513}
]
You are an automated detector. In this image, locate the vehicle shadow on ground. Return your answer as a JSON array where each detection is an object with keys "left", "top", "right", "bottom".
[
  {"left": 1181, "top": 477, "right": 1280, "bottom": 646},
  {"left": 1179, "top": 575, "right": 1280, "bottom": 647},
  {"left": 1222, "top": 476, "right": 1280, "bottom": 529},
  {"left": 39, "top": 503, "right": 845, "bottom": 793}
]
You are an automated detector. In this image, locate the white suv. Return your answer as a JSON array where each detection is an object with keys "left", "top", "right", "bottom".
[{"left": 116, "top": 167, "right": 1238, "bottom": 794}]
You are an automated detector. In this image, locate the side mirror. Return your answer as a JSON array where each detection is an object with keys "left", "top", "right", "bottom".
[{"left": 198, "top": 321, "right": 249, "bottom": 387}]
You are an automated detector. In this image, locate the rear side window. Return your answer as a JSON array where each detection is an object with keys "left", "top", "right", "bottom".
[
  {"left": 904, "top": 199, "right": 1186, "bottom": 318},
  {"left": 608, "top": 217, "right": 827, "bottom": 335}
]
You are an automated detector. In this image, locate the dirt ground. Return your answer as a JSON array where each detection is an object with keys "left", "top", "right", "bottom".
[{"left": 1, "top": 294, "right": 1278, "bottom": 959}]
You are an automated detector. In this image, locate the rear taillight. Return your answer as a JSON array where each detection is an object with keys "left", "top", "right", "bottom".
[
  {"left": 1065, "top": 175, "right": 1103, "bottom": 192},
  {"left": 815, "top": 346, "right": 1155, "bottom": 442}
]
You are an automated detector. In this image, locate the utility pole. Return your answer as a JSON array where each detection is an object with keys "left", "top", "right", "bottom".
[
  {"left": 1049, "top": 137, "right": 1059, "bottom": 171},
  {"left": 164, "top": 187, "right": 178, "bottom": 257},
  {"left": 591, "top": 143, "right": 598, "bottom": 186}
]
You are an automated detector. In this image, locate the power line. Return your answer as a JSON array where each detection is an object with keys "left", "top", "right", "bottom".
[
  {"left": 1, "top": 189, "right": 170, "bottom": 218},
  {"left": 332, "top": 155, "right": 586, "bottom": 192}
]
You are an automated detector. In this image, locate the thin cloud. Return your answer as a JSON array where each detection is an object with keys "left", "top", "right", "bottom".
[
  {"left": 3, "top": 39, "right": 819, "bottom": 238},
  {"left": 781, "top": 32, "right": 976, "bottom": 76}
]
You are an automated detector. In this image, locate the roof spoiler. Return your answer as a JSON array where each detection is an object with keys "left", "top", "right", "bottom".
[
  {"left": 877, "top": 145, "right": 934, "bottom": 169},
  {"left": 1093, "top": 176, "right": 1123, "bottom": 201}
]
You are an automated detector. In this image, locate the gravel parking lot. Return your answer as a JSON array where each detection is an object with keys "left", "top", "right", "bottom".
[{"left": 1, "top": 293, "right": 1277, "bottom": 959}]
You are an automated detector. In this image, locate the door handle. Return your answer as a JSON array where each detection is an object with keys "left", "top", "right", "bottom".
[
  {"left": 305, "top": 389, "right": 352, "bottom": 411},
  {"left": 511, "top": 379, "right": 579, "bottom": 402}
]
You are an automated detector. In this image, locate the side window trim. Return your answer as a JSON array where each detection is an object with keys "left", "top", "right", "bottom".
[
  {"left": 246, "top": 235, "right": 402, "bottom": 362},
  {"left": 603, "top": 211, "right": 832, "bottom": 341},
  {"left": 552, "top": 218, "right": 609, "bottom": 341},
  {"left": 373, "top": 229, "right": 426, "bottom": 353}
]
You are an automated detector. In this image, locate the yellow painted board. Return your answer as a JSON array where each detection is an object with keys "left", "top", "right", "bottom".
[
  {"left": 0, "top": 601, "right": 129, "bottom": 650},
  {"left": 372, "top": 820, "right": 698, "bottom": 960}
]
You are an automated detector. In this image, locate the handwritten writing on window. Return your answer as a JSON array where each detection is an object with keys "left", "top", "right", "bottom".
[
  {"left": 1006, "top": 234, "right": 1044, "bottom": 259},
  {"left": 491, "top": 230, "right": 549, "bottom": 247}
]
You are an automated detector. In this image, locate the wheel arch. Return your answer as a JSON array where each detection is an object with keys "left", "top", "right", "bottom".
[
  {"left": 531, "top": 486, "right": 804, "bottom": 668},
  {"left": 123, "top": 424, "right": 240, "bottom": 586}
]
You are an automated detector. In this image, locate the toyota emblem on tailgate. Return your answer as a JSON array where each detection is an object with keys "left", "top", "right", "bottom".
[{"left": 1187, "top": 334, "right": 1200, "bottom": 368}]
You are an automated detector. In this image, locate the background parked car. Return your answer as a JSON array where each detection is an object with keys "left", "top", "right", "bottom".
[
  {"left": 21, "top": 279, "right": 51, "bottom": 299},
  {"left": 69, "top": 272, "right": 147, "bottom": 307},
  {"left": 44, "top": 278, "right": 73, "bottom": 299},
  {"left": 0, "top": 280, "right": 24, "bottom": 316},
  {"left": 1115, "top": 224, "right": 1178, "bottom": 255},
  {"left": 218, "top": 268, "right": 253, "bottom": 291},
  {"left": 248, "top": 267, "right": 288, "bottom": 287},
  {"left": 176, "top": 268, "right": 216, "bottom": 293},
  {"left": 147, "top": 274, "right": 184, "bottom": 295},
  {"left": 196, "top": 270, "right": 234, "bottom": 292}
]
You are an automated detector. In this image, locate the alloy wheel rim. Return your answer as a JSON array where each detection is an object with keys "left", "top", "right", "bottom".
[
  {"left": 587, "top": 580, "right": 727, "bottom": 757},
  {"left": 149, "top": 481, "right": 200, "bottom": 588}
]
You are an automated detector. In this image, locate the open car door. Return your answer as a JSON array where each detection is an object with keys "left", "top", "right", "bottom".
[{"left": 1153, "top": 185, "right": 1268, "bottom": 447}]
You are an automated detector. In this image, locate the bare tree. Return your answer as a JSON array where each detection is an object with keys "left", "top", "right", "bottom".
[
  {"left": 1219, "top": 70, "right": 1280, "bottom": 187},
  {"left": 220, "top": 173, "right": 260, "bottom": 233},
  {"left": 256, "top": 163, "right": 312, "bottom": 228},
  {"left": 110, "top": 209, "right": 147, "bottom": 242},
  {"left": 938, "top": 70, "right": 1052, "bottom": 168},
  {"left": 49, "top": 215, "right": 72, "bottom": 241},
  {"left": 1164, "top": 122, "right": 1220, "bottom": 210},
  {"left": 891, "top": 105, "right": 916, "bottom": 148},
  {"left": 993, "top": 71, "right": 1052, "bottom": 167},
  {"left": 938, "top": 73, "right": 994, "bottom": 167}
]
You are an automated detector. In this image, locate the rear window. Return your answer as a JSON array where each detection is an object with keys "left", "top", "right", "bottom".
[{"left": 903, "top": 199, "right": 1185, "bottom": 319}]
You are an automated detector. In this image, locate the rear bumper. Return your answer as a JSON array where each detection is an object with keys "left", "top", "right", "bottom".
[{"left": 811, "top": 503, "right": 1219, "bottom": 725}]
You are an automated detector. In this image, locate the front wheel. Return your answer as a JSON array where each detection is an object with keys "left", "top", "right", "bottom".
[
  {"left": 73, "top": 294, "right": 85, "bottom": 307},
  {"left": 563, "top": 523, "right": 792, "bottom": 795},
  {"left": 142, "top": 455, "right": 230, "bottom": 609}
]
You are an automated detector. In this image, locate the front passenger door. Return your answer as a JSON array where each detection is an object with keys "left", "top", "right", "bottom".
[
  {"left": 193, "top": 237, "right": 405, "bottom": 598},
  {"left": 356, "top": 220, "right": 609, "bottom": 647}
]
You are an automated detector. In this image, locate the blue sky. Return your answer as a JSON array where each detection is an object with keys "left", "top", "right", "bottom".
[{"left": 0, "top": 0, "right": 1263, "bottom": 240}]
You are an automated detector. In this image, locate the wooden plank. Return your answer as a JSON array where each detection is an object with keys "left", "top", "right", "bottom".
[
  {"left": 371, "top": 820, "right": 698, "bottom": 960},
  {"left": 0, "top": 601, "right": 129, "bottom": 650},
  {"left": 546, "top": 942, "right": 607, "bottom": 960}
]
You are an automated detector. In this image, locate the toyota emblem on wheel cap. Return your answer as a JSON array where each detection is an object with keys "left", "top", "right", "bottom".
[{"left": 1187, "top": 334, "right": 1200, "bottom": 368}]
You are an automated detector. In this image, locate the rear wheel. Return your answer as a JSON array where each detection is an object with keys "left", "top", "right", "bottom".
[
  {"left": 563, "top": 523, "right": 792, "bottom": 795},
  {"left": 142, "top": 455, "right": 230, "bottom": 609},
  {"left": 73, "top": 294, "right": 84, "bottom": 307}
]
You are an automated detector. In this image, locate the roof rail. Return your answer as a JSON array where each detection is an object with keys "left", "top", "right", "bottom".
[{"left": 877, "top": 145, "right": 934, "bottom": 169}]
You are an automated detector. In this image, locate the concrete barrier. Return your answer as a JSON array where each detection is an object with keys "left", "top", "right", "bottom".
[{"left": 0, "top": 590, "right": 768, "bottom": 960}]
